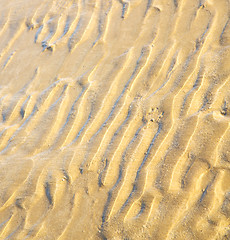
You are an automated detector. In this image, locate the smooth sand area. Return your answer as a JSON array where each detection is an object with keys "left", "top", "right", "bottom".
[{"left": 0, "top": 0, "right": 230, "bottom": 239}]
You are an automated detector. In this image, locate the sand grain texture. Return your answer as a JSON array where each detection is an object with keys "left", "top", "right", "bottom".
[{"left": 0, "top": 0, "right": 230, "bottom": 239}]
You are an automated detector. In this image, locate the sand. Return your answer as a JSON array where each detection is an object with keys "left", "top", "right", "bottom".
[{"left": 0, "top": 0, "right": 229, "bottom": 239}]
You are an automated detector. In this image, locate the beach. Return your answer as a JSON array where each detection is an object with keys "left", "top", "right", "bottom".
[{"left": 0, "top": 0, "right": 229, "bottom": 239}]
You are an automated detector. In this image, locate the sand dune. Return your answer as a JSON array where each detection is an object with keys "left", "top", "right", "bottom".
[{"left": 0, "top": 0, "right": 230, "bottom": 239}]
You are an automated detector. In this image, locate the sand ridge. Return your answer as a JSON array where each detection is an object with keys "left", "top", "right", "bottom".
[{"left": 0, "top": 0, "right": 230, "bottom": 239}]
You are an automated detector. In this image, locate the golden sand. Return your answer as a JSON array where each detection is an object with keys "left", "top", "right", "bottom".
[{"left": 0, "top": 0, "right": 230, "bottom": 239}]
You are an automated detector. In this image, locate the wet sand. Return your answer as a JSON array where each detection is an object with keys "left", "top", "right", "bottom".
[{"left": 0, "top": 0, "right": 230, "bottom": 239}]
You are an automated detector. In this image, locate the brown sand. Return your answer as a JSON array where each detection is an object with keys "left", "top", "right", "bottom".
[{"left": 0, "top": 0, "right": 230, "bottom": 239}]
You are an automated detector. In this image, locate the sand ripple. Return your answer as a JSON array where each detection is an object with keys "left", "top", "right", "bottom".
[{"left": 0, "top": 0, "right": 230, "bottom": 239}]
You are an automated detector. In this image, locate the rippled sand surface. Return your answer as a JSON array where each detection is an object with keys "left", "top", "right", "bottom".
[{"left": 0, "top": 0, "right": 230, "bottom": 239}]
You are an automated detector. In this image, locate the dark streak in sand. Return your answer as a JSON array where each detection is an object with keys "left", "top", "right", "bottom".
[{"left": 45, "top": 182, "right": 53, "bottom": 205}]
